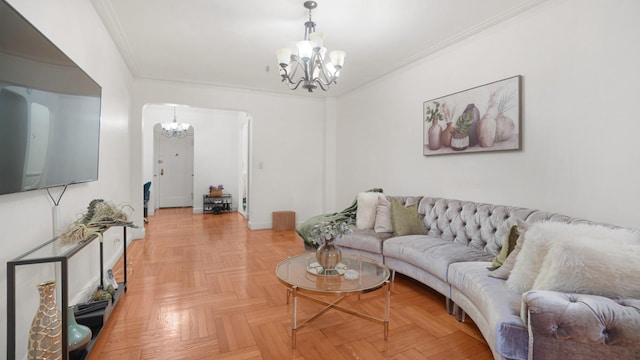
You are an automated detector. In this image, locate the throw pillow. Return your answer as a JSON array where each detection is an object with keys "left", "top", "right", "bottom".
[
  {"left": 506, "top": 222, "right": 559, "bottom": 293},
  {"left": 532, "top": 237, "right": 640, "bottom": 298},
  {"left": 488, "top": 224, "right": 520, "bottom": 270},
  {"left": 489, "top": 220, "right": 528, "bottom": 280},
  {"left": 374, "top": 196, "right": 393, "bottom": 233},
  {"left": 403, "top": 196, "right": 423, "bottom": 207},
  {"left": 506, "top": 221, "right": 640, "bottom": 294},
  {"left": 356, "top": 192, "right": 380, "bottom": 229},
  {"left": 390, "top": 198, "right": 426, "bottom": 236}
]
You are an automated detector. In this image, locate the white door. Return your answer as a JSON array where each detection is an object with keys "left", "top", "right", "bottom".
[{"left": 157, "top": 132, "right": 193, "bottom": 208}]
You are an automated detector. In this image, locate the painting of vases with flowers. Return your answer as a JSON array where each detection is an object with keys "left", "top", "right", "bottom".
[{"left": 423, "top": 75, "right": 521, "bottom": 156}]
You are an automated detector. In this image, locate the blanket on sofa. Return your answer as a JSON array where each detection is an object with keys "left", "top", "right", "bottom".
[{"left": 296, "top": 188, "right": 383, "bottom": 247}]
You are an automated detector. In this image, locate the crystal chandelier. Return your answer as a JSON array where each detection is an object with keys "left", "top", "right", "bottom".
[
  {"left": 276, "top": 1, "right": 346, "bottom": 92},
  {"left": 161, "top": 106, "right": 189, "bottom": 138}
]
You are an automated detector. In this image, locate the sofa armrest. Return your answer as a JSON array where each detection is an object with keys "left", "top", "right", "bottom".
[{"left": 523, "top": 290, "right": 640, "bottom": 359}]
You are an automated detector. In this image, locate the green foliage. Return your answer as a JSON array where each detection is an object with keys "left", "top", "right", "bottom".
[
  {"left": 454, "top": 112, "right": 473, "bottom": 135},
  {"left": 425, "top": 101, "right": 443, "bottom": 123},
  {"left": 498, "top": 90, "right": 516, "bottom": 114},
  {"left": 60, "top": 199, "right": 134, "bottom": 244},
  {"left": 309, "top": 220, "right": 353, "bottom": 246},
  {"left": 80, "top": 199, "right": 104, "bottom": 225},
  {"left": 93, "top": 289, "right": 112, "bottom": 301}
]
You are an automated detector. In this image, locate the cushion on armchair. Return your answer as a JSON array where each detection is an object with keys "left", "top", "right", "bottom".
[
  {"left": 489, "top": 223, "right": 520, "bottom": 270},
  {"left": 390, "top": 199, "right": 426, "bottom": 236},
  {"left": 356, "top": 192, "right": 381, "bottom": 229},
  {"left": 374, "top": 196, "right": 393, "bottom": 233},
  {"left": 506, "top": 221, "right": 640, "bottom": 294},
  {"left": 532, "top": 237, "right": 640, "bottom": 298},
  {"left": 489, "top": 219, "right": 528, "bottom": 280}
]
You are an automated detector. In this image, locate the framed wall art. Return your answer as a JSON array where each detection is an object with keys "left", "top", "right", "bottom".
[{"left": 423, "top": 75, "right": 521, "bottom": 156}]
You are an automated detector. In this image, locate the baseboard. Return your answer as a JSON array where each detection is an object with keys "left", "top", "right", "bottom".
[
  {"left": 247, "top": 221, "right": 302, "bottom": 231},
  {"left": 130, "top": 226, "right": 145, "bottom": 240},
  {"left": 248, "top": 221, "right": 271, "bottom": 230}
]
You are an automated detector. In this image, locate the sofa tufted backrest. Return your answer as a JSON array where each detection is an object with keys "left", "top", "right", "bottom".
[
  {"left": 418, "top": 197, "right": 581, "bottom": 257},
  {"left": 388, "top": 195, "right": 423, "bottom": 208}
]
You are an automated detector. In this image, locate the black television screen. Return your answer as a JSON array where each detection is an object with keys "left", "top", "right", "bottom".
[{"left": 0, "top": 0, "right": 101, "bottom": 196}]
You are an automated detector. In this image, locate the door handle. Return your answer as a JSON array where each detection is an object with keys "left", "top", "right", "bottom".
[{"left": 161, "top": 168, "right": 164, "bottom": 176}]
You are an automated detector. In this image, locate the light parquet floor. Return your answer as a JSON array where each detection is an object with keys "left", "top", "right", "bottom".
[{"left": 88, "top": 208, "right": 493, "bottom": 360}]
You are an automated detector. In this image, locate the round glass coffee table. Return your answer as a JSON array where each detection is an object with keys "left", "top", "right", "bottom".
[{"left": 275, "top": 253, "right": 391, "bottom": 349}]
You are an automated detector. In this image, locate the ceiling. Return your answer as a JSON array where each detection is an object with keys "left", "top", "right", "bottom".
[{"left": 91, "top": 0, "right": 547, "bottom": 97}]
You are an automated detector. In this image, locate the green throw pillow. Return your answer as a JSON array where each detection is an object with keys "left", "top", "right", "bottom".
[
  {"left": 390, "top": 199, "right": 426, "bottom": 236},
  {"left": 488, "top": 224, "right": 520, "bottom": 270}
]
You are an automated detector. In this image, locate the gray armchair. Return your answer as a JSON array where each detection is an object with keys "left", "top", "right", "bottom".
[{"left": 523, "top": 290, "right": 640, "bottom": 359}]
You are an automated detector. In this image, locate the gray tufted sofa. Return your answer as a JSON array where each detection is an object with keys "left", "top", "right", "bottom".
[{"left": 334, "top": 196, "right": 640, "bottom": 360}]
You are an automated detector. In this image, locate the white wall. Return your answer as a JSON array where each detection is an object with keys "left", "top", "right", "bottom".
[
  {"left": 142, "top": 105, "right": 244, "bottom": 213},
  {"left": 7, "top": 0, "right": 637, "bottom": 356},
  {"left": 0, "top": 0, "right": 133, "bottom": 358},
  {"left": 335, "top": 0, "right": 640, "bottom": 229},
  {"left": 132, "top": 79, "right": 331, "bottom": 229}
]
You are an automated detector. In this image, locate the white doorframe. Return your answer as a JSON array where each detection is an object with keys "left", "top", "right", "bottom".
[{"left": 238, "top": 115, "right": 250, "bottom": 218}]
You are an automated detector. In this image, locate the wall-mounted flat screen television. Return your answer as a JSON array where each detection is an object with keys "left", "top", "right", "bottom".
[{"left": 0, "top": 0, "right": 101, "bottom": 196}]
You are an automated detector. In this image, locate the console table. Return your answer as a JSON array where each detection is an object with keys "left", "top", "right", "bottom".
[{"left": 6, "top": 226, "right": 129, "bottom": 360}]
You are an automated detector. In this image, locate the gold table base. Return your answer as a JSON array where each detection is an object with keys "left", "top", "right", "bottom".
[{"left": 286, "top": 281, "right": 391, "bottom": 349}]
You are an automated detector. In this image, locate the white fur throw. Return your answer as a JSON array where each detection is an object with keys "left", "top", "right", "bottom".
[
  {"left": 506, "top": 221, "right": 640, "bottom": 295},
  {"left": 356, "top": 192, "right": 381, "bottom": 229},
  {"left": 532, "top": 238, "right": 640, "bottom": 298}
]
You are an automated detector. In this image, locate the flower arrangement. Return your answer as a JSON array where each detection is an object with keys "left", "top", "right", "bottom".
[
  {"left": 209, "top": 185, "right": 224, "bottom": 191},
  {"left": 309, "top": 220, "right": 352, "bottom": 246}
]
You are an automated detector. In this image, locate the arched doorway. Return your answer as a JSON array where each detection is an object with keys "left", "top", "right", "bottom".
[{"left": 142, "top": 104, "right": 250, "bottom": 217}]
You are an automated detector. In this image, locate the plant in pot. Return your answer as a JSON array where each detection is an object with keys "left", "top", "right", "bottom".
[
  {"left": 478, "top": 91, "right": 499, "bottom": 147},
  {"left": 477, "top": 88, "right": 517, "bottom": 147},
  {"left": 440, "top": 102, "right": 457, "bottom": 148},
  {"left": 462, "top": 103, "right": 481, "bottom": 147},
  {"left": 309, "top": 220, "right": 352, "bottom": 274},
  {"left": 425, "top": 101, "right": 444, "bottom": 150},
  {"left": 451, "top": 111, "right": 474, "bottom": 151},
  {"left": 495, "top": 90, "right": 517, "bottom": 142}
]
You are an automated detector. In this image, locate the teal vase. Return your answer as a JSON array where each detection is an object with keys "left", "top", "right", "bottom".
[{"left": 68, "top": 306, "right": 92, "bottom": 351}]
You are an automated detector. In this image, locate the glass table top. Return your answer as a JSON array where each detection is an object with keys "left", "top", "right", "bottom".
[{"left": 275, "top": 253, "right": 390, "bottom": 294}]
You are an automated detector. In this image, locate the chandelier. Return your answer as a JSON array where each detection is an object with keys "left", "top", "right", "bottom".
[
  {"left": 276, "top": 1, "right": 346, "bottom": 92},
  {"left": 161, "top": 106, "right": 189, "bottom": 138}
]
